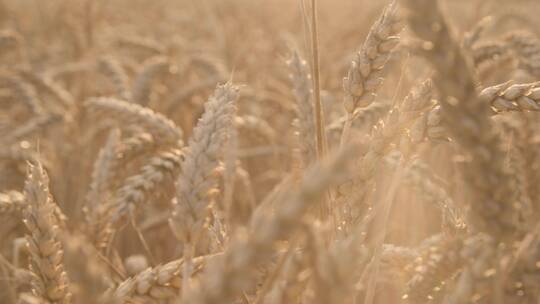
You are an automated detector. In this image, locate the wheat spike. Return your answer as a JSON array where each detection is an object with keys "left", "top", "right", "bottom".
[
  {"left": 111, "top": 254, "right": 219, "bottom": 303},
  {"left": 170, "top": 83, "right": 239, "bottom": 245},
  {"left": 112, "top": 147, "right": 183, "bottom": 224},
  {"left": 17, "top": 69, "right": 74, "bottom": 111},
  {"left": 403, "top": 0, "right": 518, "bottom": 240},
  {"left": 84, "top": 129, "right": 121, "bottom": 248},
  {"left": 505, "top": 31, "right": 540, "bottom": 77},
  {"left": 1, "top": 114, "right": 62, "bottom": 146},
  {"left": 336, "top": 80, "right": 434, "bottom": 224},
  {"left": 98, "top": 57, "right": 132, "bottom": 101},
  {"left": 22, "top": 162, "right": 72, "bottom": 304},
  {"left": 404, "top": 236, "right": 464, "bottom": 303},
  {"left": 0, "top": 75, "right": 44, "bottom": 115},
  {"left": 130, "top": 56, "right": 170, "bottom": 105},
  {"left": 480, "top": 81, "right": 540, "bottom": 112},
  {"left": 342, "top": 0, "right": 402, "bottom": 114},
  {"left": 86, "top": 97, "right": 183, "bottom": 145},
  {"left": 287, "top": 51, "right": 317, "bottom": 168}
]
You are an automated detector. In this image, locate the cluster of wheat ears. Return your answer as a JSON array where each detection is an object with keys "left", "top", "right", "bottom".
[{"left": 1, "top": 0, "right": 540, "bottom": 303}]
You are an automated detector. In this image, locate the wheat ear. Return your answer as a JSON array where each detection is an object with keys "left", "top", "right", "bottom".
[
  {"left": 17, "top": 69, "right": 74, "bottom": 111},
  {"left": 0, "top": 75, "right": 44, "bottom": 115},
  {"left": 287, "top": 51, "right": 317, "bottom": 168},
  {"left": 1, "top": 114, "right": 62, "bottom": 146},
  {"left": 98, "top": 57, "right": 131, "bottom": 101},
  {"left": 84, "top": 129, "right": 121, "bottom": 248},
  {"left": 404, "top": 236, "right": 464, "bottom": 302},
  {"left": 111, "top": 254, "right": 219, "bottom": 303},
  {"left": 86, "top": 97, "right": 183, "bottom": 145},
  {"left": 403, "top": 0, "right": 518, "bottom": 240},
  {"left": 169, "top": 83, "right": 239, "bottom": 244},
  {"left": 112, "top": 148, "right": 183, "bottom": 224},
  {"left": 22, "top": 162, "right": 72, "bottom": 304},
  {"left": 480, "top": 81, "right": 540, "bottom": 112},
  {"left": 169, "top": 83, "right": 238, "bottom": 299},
  {"left": 130, "top": 56, "right": 170, "bottom": 105},
  {"left": 341, "top": 0, "right": 402, "bottom": 144}
]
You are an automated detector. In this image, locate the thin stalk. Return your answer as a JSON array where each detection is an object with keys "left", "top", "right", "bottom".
[
  {"left": 310, "top": 0, "right": 326, "bottom": 159},
  {"left": 253, "top": 235, "right": 300, "bottom": 304},
  {"left": 363, "top": 156, "right": 404, "bottom": 304},
  {"left": 300, "top": 0, "right": 312, "bottom": 59},
  {"left": 340, "top": 114, "right": 353, "bottom": 147},
  {"left": 131, "top": 219, "right": 157, "bottom": 267},
  {"left": 182, "top": 242, "right": 194, "bottom": 301},
  {"left": 309, "top": 0, "right": 333, "bottom": 222}
]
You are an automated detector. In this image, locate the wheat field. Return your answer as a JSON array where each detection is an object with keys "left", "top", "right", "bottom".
[{"left": 1, "top": 0, "right": 540, "bottom": 303}]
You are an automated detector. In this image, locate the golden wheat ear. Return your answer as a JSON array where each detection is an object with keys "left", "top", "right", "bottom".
[
  {"left": 286, "top": 50, "right": 317, "bottom": 170},
  {"left": 85, "top": 97, "right": 183, "bottom": 146},
  {"left": 22, "top": 161, "right": 72, "bottom": 304}
]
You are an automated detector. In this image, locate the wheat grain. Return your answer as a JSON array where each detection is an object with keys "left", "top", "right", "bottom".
[{"left": 480, "top": 82, "right": 540, "bottom": 112}]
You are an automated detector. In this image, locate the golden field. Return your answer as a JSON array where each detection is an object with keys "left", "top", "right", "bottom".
[{"left": 1, "top": 0, "right": 540, "bottom": 303}]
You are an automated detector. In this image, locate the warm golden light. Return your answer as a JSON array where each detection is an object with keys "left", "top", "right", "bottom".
[{"left": 1, "top": 0, "right": 540, "bottom": 303}]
